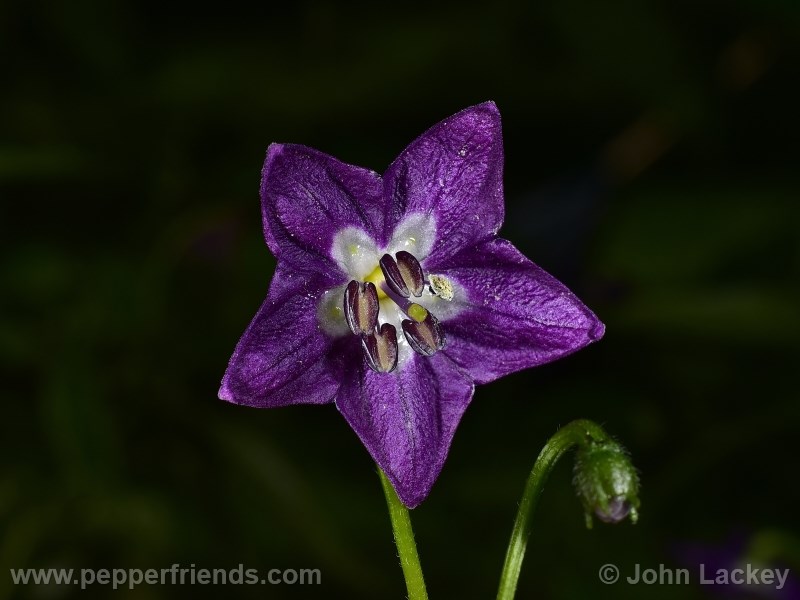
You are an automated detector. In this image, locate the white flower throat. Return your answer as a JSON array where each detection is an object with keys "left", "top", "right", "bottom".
[{"left": 317, "top": 213, "right": 460, "bottom": 373}]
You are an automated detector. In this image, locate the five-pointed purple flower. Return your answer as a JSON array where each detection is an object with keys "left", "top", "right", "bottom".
[{"left": 219, "top": 102, "right": 604, "bottom": 507}]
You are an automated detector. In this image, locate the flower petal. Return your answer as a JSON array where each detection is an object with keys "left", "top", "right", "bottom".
[
  {"left": 382, "top": 101, "right": 504, "bottom": 265},
  {"left": 219, "top": 265, "right": 341, "bottom": 407},
  {"left": 336, "top": 353, "right": 474, "bottom": 508},
  {"left": 437, "top": 238, "right": 605, "bottom": 384},
  {"left": 261, "top": 144, "right": 383, "bottom": 279}
]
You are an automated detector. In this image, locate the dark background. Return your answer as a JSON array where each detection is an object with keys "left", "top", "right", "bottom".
[{"left": 2, "top": 0, "right": 799, "bottom": 598}]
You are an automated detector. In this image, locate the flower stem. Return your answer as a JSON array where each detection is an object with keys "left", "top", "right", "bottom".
[
  {"left": 378, "top": 468, "right": 429, "bottom": 600},
  {"left": 496, "top": 419, "right": 609, "bottom": 600}
]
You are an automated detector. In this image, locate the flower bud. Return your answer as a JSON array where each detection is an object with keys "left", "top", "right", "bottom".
[{"left": 573, "top": 440, "right": 640, "bottom": 528}]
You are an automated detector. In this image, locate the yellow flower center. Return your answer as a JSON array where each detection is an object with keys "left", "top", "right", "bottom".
[{"left": 364, "top": 265, "right": 388, "bottom": 300}]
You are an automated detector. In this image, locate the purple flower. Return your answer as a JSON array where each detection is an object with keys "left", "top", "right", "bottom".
[{"left": 219, "top": 102, "right": 604, "bottom": 507}]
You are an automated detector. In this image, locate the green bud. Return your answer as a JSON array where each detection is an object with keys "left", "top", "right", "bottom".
[{"left": 573, "top": 439, "right": 640, "bottom": 529}]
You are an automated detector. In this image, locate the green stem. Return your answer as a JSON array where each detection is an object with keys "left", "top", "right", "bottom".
[
  {"left": 496, "top": 419, "right": 609, "bottom": 600},
  {"left": 379, "top": 468, "right": 429, "bottom": 600}
]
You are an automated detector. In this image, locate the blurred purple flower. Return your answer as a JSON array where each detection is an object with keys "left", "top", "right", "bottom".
[
  {"left": 219, "top": 102, "right": 604, "bottom": 507},
  {"left": 675, "top": 533, "right": 800, "bottom": 599}
]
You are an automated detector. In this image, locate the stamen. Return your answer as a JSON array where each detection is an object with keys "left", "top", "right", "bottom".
[
  {"left": 379, "top": 254, "right": 410, "bottom": 298},
  {"left": 379, "top": 251, "right": 425, "bottom": 299},
  {"left": 396, "top": 251, "right": 425, "bottom": 297},
  {"left": 362, "top": 323, "right": 399, "bottom": 373},
  {"left": 402, "top": 309, "right": 445, "bottom": 357},
  {"left": 343, "top": 280, "right": 379, "bottom": 336}
]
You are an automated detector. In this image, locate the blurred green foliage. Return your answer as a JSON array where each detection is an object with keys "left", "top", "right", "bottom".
[{"left": 1, "top": 0, "right": 799, "bottom": 598}]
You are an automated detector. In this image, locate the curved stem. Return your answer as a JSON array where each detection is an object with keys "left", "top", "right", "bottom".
[
  {"left": 496, "top": 419, "right": 609, "bottom": 600},
  {"left": 379, "top": 468, "right": 429, "bottom": 600}
]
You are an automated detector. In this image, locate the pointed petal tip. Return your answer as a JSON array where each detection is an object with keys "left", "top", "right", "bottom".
[
  {"left": 262, "top": 143, "right": 287, "bottom": 177},
  {"left": 399, "top": 494, "right": 424, "bottom": 510},
  {"left": 452, "top": 100, "right": 501, "bottom": 125},
  {"left": 218, "top": 373, "right": 245, "bottom": 405},
  {"left": 260, "top": 143, "right": 321, "bottom": 189},
  {"left": 589, "top": 318, "right": 606, "bottom": 342},
  {"left": 382, "top": 470, "right": 430, "bottom": 509},
  {"left": 569, "top": 310, "right": 606, "bottom": 351},
  {"left": 476, "top": 99, "right": 499, "bottom": 113},
  {"left": 265, "top": 141, "right": 286, "bottom": 156},
  {"left": 456, "top": 100, "right": 498, "bottom": 114}
]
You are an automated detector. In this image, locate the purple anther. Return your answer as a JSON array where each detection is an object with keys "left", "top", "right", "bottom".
[{"left": 343, "top": 280, "right": 379, "bottom": 335}]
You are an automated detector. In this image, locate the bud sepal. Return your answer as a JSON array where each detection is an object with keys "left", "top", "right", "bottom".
[{"left": 573, "top": 439, "right": 640, "bottom": 528}]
